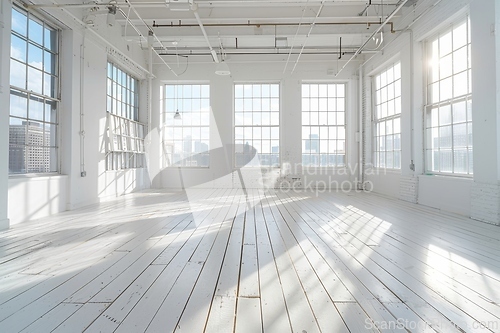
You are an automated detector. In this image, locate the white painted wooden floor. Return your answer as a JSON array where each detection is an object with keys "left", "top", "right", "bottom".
[{"left": 1, "top": 189, "right": 499, "bottom": 333}]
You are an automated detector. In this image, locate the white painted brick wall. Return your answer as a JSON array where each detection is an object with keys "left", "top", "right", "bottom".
[
  {"left": 399, "top": 176, "right": 418, "bottom": 204},
  {"left": 471, "top": 182, "right": 500, "bottom": 225}
]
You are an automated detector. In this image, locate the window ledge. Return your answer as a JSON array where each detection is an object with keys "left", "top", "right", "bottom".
[
  {"left": 368, "top": 168, "right": 402, "bottom": 174},
  {"left": 420, "top": 173, "right": 473, "bottom": 180},
  {"left": 166, "top": 166, "right": 210, "bottom": 169},
  {"left": 234, "top": 166, "right": 281, "bottom": 170},
  {"left": 9, "top": 173, "right": 67, "bottom": 180}
]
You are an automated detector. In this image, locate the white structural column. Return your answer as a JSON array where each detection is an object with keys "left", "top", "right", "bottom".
[
  {"left": 399, "top": 33, "right": 419, "bottom": 204},
  {"left": 470, "top": 0, "right": 500, "bottom": 225},
  {"left": 0, "top": 1, "right": 11, "bottom": 230}
]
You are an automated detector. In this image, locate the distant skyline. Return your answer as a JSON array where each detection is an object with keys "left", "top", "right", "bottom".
[{"left": 9, "top": 121, "right": 51, "bottom": 173}]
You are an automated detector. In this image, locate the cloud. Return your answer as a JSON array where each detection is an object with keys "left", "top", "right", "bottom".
[{"left": 11, "top": 44, "right": 23, "bottom": 59}]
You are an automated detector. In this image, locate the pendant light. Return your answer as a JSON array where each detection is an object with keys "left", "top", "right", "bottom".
[{"left": 174, "top": 84, "right": 181, "bottom": 120}]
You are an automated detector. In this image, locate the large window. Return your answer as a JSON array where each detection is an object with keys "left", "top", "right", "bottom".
[
  {"left": 163, "top": 84, "right": 210, "bottom": 167},
  {"left": 374, "top": 63, "right": 401, "bottom": 169},
  {"left": 235, "top": 83, "right": 280, "bottom": 167},
  {"left": 425, "top": 18, "right": 472, "bottom": 175},
  {"left": 107, "top": 62, "right": 139, "bottom": 121},
  {"left": 9, "top": 6, "right": 59, "bottom": 174},
  {"left": 106, "top": 62, "right": 144, "bottom": 170},
  {"left": 301, "top": 83, "right": 345, "bottom": 167}
]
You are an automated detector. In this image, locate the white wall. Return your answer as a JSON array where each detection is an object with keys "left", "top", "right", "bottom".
[
  {"left": 418, "top": 175, "right": 472, "bottom": 216},
  {"left": 8, "top": 175, "right": 68, "bottom": 225},
  {"left": 469, "top": 0, "right": 500, "bottom": 224},
  {"left": 150, "top": 59, "right": 360, "bottom": 190},
  {"left": 3, "top": 5, "right": 151, "bottom": 226},
  {"left": 360, "top": 0, "right": 496, "bottom": 219}
]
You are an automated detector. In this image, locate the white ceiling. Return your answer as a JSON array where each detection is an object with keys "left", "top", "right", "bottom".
[
  {"left": 119, "top": 0, "right": 406, "bottom": 57},
  {"left": 34, "top": 0, "right": 415, "bottom": 65}
]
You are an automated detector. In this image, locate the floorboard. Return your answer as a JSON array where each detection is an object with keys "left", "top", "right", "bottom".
[{"left": 0, "top": 189, "right": 499, "bottom": 333}]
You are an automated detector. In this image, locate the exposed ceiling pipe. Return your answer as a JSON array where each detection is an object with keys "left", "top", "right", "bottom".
[
  {"left": 192, "top": 8, "right": 220, "bottom": 63},
  {"left": 28, "top": 1, "right": 402, "bottom": 8},
  {"left": 24, "top": 0, "right": 151, "bottom": 76},
  {"left": 335, "top": 0, "right": 408, "bottom": 77},
  {"left": 338, "top": 36, "right": 342, "bottom": 59},
  {"left": 152, "top": 21, "right": 396, "bottom": 32},
  {"left": 358, "top": 0, "right": 372, "bottom": 16},
  {"left": 158, "top": 51, "right": 369, "bottom": 56},
  {"left": 147, "top": 16, "right": 396, "bottom": 24},
  {"left": 122, "top": 5, "right": 132, "bottom": 39},
  {"left": 27, "top": 2, "right": 114, "bottom": 9},
  {"left": 155, "top": 46, "right": 371, "bottom": 53},
  {"left": 360, "top": 0, "right": 444, "bottom": 67},
  {"left": 283, "top": 0, "right": 309, "bottom": 74},
  {"left": 122, "top": 0, "right": 180, "bottom": 76},
  {"left": 290, "top": 0, "right": 326, "bottom": 74},
  {"left": 118, "top": 8, "right": 144, "bottom": 41}
]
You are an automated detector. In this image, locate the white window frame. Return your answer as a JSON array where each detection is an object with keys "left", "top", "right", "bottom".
[
  {"left": 162, "top": 83, "right": 210, "bottom": 168},
  {"left": 9, "top": 4, "right": 60, "bottom": 174},
  {"left": 107, "top": 62, "right": 139, "bottom": 121},
  {"left": 301, "top": 83, "right": 346, "bottom": 167},
  {"left": 424, "top": 17, "right": 472, "bottom": 175},
  {"left": 373, "top": 62, "right": 402, "bottom": 170},
  {"left": 234, "top": 83, "right": 280, "bottom": 168},
  {"left": 106, "top": 61, "right": 144, "bottom": 170},
  {"left": 106, "top": 113, "right": 146, "bottom": 170}
]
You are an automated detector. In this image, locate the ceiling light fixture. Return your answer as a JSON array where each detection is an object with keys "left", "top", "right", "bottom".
[
  {"left": 215, "top": 60, "right": 231, "bottom": 76},
  {"left": 275, "top": 37, "right": 288, "bottom": 48},
  {"left": 174, "top": 85, "right": 181, "bottom": 120}
]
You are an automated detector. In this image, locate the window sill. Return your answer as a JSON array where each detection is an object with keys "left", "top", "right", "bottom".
[
  {"left": 368, "top": 168, "right": 402, "bottom": 174},
  {"left": 420, "top": 172, "right": 473, "bottom": 179},
  {"left": 166, "top": 166, "right": 210, "bottom": 169},
  {"left": 234, "top": 166, "right": 281, "bottom": 170},
  {"left": 10, "top": 172, "right": 60, "bottom": 178},
  {"left": 9, "top": 173, "right": 67, "bottom": 180},
  {"left": 301, "top": 166, "right": 347, "bottom": 169},
  {"left": 105, "top": 168, "right": 146, "bottom": 172}
]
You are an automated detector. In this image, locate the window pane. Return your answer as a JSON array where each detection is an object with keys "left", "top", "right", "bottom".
[
  {"left": 439, "top": 31, "right": 452, "bottom": 56},
  {"left": 453, "top": 71, "right": 468, "bottom": 98},
  {"left": 453, "top": 47, "right": 468, "bottom": 74},
  {"left": 44, "top": 28, "right": 57, "bottom": 52},
  {"left": 10, "top": 90, "right": 28, "bottom": 118},
  {"left": 29, "top": 95, "right": 44, "bottom": 121},
  {"left": 28, "top": 43, "right": 43, "bottom": 69},
  {"left": 11, "top": 34, "right": 27, "bottom": 62},
  {"left": 28, "top": 19, "right": 43, "bottom": 45},
  {"left": 10, "top": 59, "right": 26, "bottom": 89},
  {"left": 453, "top": 22, "right": 467, "bottom": 50},
  {"left": 12, "top": 8, "right": 27, "bottom": 36},
  {"left": 27, "top": 67, "right": 43, "bottom": 94}
]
